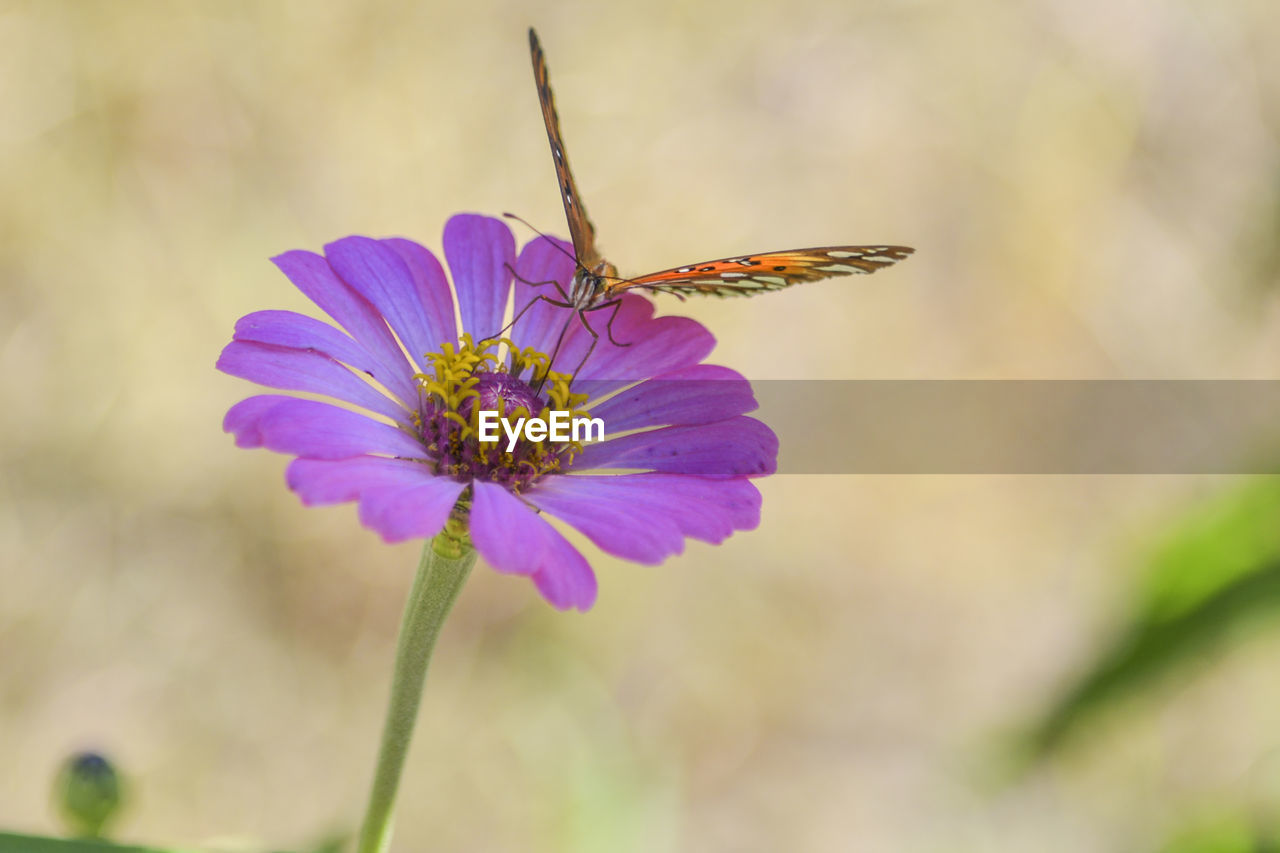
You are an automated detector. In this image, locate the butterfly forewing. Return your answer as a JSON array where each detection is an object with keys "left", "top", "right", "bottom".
[
  {"left": 527, "top": 29, "right": 914, "bottom": 317},
  {"left": 612, "top": 246, "right": 916, "bottom": 298},
  {"left": 528, "top": 28, "right": 601, "bottom": 269}
]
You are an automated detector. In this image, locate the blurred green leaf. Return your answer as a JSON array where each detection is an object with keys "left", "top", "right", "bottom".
[
  {"left": 1024, "top": 478, "right": 1280, "bottom": 757},
  {"left": 0, "top": 832, "right": 197, "bottom": 853},
  {"left": 1138, "top": 480, "right": 1280, "bottom": 622},
  {"left": 0, "top": 831, "right": 298, "bottom": 853},
  {"left": 1159, "top": 813, "right": 1276, "bottom": 853}
]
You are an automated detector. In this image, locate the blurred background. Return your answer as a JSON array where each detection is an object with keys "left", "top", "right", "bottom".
[{"left": 3, "top": 1, "right": 1280, "bottom": 851}]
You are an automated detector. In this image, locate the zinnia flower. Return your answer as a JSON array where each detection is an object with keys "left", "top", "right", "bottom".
[{"left": 218, "top": 214, "right": 776, "bottom": 610}]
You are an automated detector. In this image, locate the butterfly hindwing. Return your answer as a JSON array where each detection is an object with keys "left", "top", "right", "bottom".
[
  {"left": 613, "top": 246, "right": 915, "bottom": 298},
  {"left": 528, "top": 28, "right": 601, "bottom": 269}
]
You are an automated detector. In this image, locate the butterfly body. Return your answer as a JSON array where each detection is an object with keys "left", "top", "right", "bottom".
[
  {"left": 569, "top": 259, "right": 619, "bottom": 310},
  {"left": 525, "top": 28, "right": 913, "bottom": 347}
]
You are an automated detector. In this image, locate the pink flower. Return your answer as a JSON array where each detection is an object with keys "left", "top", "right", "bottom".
[{"left": 219, "top": 214, "right": 776, "bottom": 610}]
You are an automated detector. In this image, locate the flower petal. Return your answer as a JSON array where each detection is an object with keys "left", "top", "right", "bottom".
[
  {"left": 217, "top": 341, "right": 411, "bottom": 425},
  {"left": 287, "top": 456, "right": 438, "bottom": 504},
  {"left": 528, "top": 473, "right": 761, "bottom": 564},
  {"left": 224, "top": 397, "right": 428, "bottom": 460},
  {"left": 382, "top": 237, "right": 458, "bottom": 354},
  {"left": 324, "top": 236, "right": 454, "bottom": 368},
  {"left": 574, "top": 295, "right": 716, "bottom": 393},
  {"left": 470, "top": 481, "right": 597, "bottom": 610},
  {"left": 443, "top": 214, "right": 515, "bottom": 342},
  {"left": 356, "top": 479, "right": 466, "bottom": 543},
  {"left": 573, "top": 416, "right": 777, "bottom": 477},
  {"left": 511, "top": 235, "right": 580, "bottom": 356},
  {"left": 586, "top": 364, "right": 756, "bottom": 432},
  {"left": 231, "top": 309, "right": 419, "bottom": 404},
  {"left": 272, "top": 250, "right": 415, "bottom": 386},
  {"left": 223, "top": 394, "right": 295, "bottom": 448},
  {"left": 287, "top": 457, "right": 466, "bottom": 542}
]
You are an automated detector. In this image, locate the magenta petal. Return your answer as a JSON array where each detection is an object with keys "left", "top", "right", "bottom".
[
  {"left": 224, "top": 395, "right": 296, "bottom": 448},
  {"left": 324, "top": 236, "right": 451, "bottom": 368},
  {"left": 271, "top": 250, "right": 414, "bottom": 385},
  {"left": 443, "top": 214, "right": 516, "bottom": 341},
  {"left": 511, "top": 235, "right": 580, "bottom": 356},
  {"left": 356, "top": 479, "right": 465, "bottom": 542},
  {"left": 587, "top": 364, "right": 756, "bottom": 432},
  {"left": 575, "top": 295, "right": 716, "bottom": 393},
  {"left": 228, "top": 397, "right": 428, "bottom": 460},
  {"left": 287, "top": 456, "right": 441, "bottom": 504},
  {"left": 382, "top": 237, "right": 458, "bottom": 353},
  {"left": 527, "top": 544, "right": 597, "bottom": 613},
  {"left": 217, "top": 340, "right": 411, "bottom": 425},
  {"left": 287, "top": 457, "right": 464, "bottom": 542},
  {"left": 574, "top": 416, "right": 777, "bottom": 477},
  {"left": 232, "top": 310, "right": 418, "bottom": 404},
  {"left": 470, "top": 481, "right": 597, "bottom": 610},
  {"left": 528, "top": 473, "right": 761, "bottom": 563}
]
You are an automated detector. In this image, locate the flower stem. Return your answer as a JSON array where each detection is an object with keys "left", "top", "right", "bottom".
[{"left": 356, "top": 531, "right": 476, "bottom": 853}]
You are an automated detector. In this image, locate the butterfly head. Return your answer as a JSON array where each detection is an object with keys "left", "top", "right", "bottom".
[{"left": 569, "top": 258, "right": 619, "bottom": 310}]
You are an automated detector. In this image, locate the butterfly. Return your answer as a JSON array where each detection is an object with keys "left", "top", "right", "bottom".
[{"left": 518, "top": 27, "right": 913, "bottom": 356}]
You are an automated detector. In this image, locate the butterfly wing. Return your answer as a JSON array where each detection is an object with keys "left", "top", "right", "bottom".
[
  {"left": 528, "top": 28, "right": 602, "bottom": 268},
  {"left": 610, "top": 246, "right": 915, "bottom": 298}
]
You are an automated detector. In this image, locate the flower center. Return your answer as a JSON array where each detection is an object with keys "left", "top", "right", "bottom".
[{"left": 413, "top": 334, "right": 591, "bottom": 491}]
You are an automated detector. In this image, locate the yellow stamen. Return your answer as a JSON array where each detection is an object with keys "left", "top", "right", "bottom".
[{"left": 411, "top": 335, "right": 594, "bottom": 491}]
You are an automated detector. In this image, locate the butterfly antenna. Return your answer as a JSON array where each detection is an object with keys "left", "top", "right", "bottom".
[{"left": 502, "top": 212, "right": 581, "bottom": 266}]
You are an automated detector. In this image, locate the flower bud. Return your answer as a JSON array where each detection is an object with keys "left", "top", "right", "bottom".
[{"left": 54, "top": 751, "right": 122, "bottom": 838}]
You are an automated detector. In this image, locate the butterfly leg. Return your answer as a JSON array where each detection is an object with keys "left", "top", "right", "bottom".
[
  {"left": 565, "top": 299, "right": 627, "bottom": 378},
  {"left": 566, "top": 312, "right": 600, "bottom": 381},
  {"left": 578, "top": 298, "right": 631, "bottom": 348},
  {"left": 593, "top": 299, "right": 630, "bottom": 348},
  {"left": 536, "top": 315, "right": 578, "bottom": 392},
  {"left": 480, "top": 292, "right": 574, "bottom": 344},
  {"left": 478, "top": 263, "right": 575, "bottom": 343},
  {"left": 504, "top": 262, "right": 573, "bottom": 303}
]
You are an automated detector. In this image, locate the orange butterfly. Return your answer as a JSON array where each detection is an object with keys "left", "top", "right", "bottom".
[{"left": 520, "top": 28, "right": 913, "bottom": 351}]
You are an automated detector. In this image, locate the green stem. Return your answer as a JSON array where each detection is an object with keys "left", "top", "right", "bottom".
[{"left": 355, "top": 530, "right": 476, "bottom": 853}]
